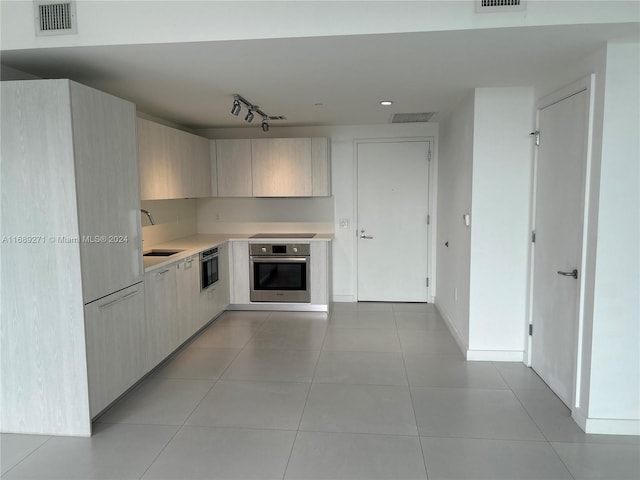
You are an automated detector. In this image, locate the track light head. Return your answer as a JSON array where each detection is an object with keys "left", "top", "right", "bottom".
[
  {"left": 261, "top": 117, "right": 269, "bottom": 132},
  {"left": 245, "top": 109, "right": 254, "bottom": 123},
  {"left": 231, "top": 97, "right": 241, "bottom": 116}
]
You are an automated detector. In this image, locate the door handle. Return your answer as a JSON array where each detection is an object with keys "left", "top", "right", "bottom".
[
  {"left": 557, "top": 269, "right": 578, "bottom": 279},
  {"left": 360, "top": 230, "right": 374, "bottom": 240}
]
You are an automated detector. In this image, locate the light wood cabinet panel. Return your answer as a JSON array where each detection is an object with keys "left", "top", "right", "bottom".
[
  {"left": 230, "top": 241, "right": 250, "bottom": 304},
  {"left": 1, "top": 80, "right": 92, "bottom": 436},
  {"left": 209, "top": 140, "right": 218, "bottom": 196},
  {"left": 139, "top": 120, "right": 211, "bottom": 200},
  {"left": 192, "top": 135, "right": 212, "bottom": 197},
  {"left": 251, "top": 138, "right": 312, "bottom": 197},
  {"left": 144, "top": 265, "right": 178, "bottom": 369},
  {"left": 71, "top": 82, "right": 143, "bottom": 304},
  {"left": 176, "top": 255, "right": 201, "bottom": 341},
  {"left": 84, "top": 283, "right": 146, "bottom": 417},
  {"left": 138, "top": 118, "right": 168, "bottom": 200},
  {"left": 310, "top": 242, "right": 330, "bottom": 305},
  {"left": 311, "top": 137, "right": 331, "bottom": 196},
  {"left": 216, "top": 139, "right": 253, "bottom": 196}
]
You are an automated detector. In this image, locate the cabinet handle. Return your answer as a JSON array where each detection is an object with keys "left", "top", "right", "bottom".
[
  {"left": 155, "top": 269, "right": 170, "bottom": 276},
  {"left": 98, "top": 289, "right": 140, "bottom": 309}
]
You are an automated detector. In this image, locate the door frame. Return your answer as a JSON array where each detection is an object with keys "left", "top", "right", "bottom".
[
  {"left": 353, "top": 137, "right": 436, "bottom": 303},
  {"left": 525, "top": 75, "right": 596, "bottom": 413}
]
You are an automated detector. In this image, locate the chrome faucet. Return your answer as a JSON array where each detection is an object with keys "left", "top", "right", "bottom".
[{"left": 141, "top": 209, "right": 155, "bottom": 225}]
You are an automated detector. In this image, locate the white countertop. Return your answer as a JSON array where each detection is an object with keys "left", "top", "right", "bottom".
[{"left": 143, "top": 233, "right": 333, "bottom": 272}]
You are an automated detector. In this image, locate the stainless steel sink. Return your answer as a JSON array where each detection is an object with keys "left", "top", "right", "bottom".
[{"left": 143, "top": 249, "right": 184, "bottom": 257}]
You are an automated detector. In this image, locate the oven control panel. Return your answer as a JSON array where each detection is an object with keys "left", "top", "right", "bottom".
[{"left": 249, "top": 243, "right": 310, "bottom": 256}]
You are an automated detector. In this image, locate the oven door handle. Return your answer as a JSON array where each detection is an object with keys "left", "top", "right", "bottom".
[{"left": 251, "top": 256, "right": 308, "bottom": 263}]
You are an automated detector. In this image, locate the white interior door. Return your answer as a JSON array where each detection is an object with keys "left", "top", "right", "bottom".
[
  {"left": 357, "top": 141, "right": 429, "bottom": 302},
  {"left": 531, "top": 90, "right": 588, "bottom": 407}
]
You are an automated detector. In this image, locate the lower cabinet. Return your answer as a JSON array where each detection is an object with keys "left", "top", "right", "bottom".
[
  {"left": 143, "top": 243, "right": 230, "bottom": 374},
  {"left": 176, "top": 254, "right": 201, "bottom": 343},
  {"left": 144, "top": 264, "right": 178, "bottom": 369},
  {"left": 84, "top": 283, "right": 146, "bottom": 418},
  {"left": 229, "top": 240, "right": 250, "bottom": 304}
]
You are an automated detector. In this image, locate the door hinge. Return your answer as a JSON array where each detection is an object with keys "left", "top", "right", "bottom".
[
  {"left": 426, "top": 277, "right": 429, "bottom": 287},
  {"left": 428, "top": 149, "right": 432, "bottom": 161},
  {"left": 530, "top": 130, "right": 540, "bottom": 146},
  {"left": 529, "top": 324, "right": 533, "bottom": 336},
  {"left": 531, "top": 230, "right": 536, "bottom": 243},
  {"left": 427, "top": 214, "right": 431, "bottom": 225}
]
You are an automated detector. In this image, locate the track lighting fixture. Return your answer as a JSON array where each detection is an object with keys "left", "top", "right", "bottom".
[
  {"left": 231, "top": 96, "right": 241, "bottom": 116},
  {"left": 230, "top": 94, "right": 282, "bottom": 132}
]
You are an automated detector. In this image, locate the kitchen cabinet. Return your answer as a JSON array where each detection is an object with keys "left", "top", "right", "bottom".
[
  {"left": 1, "top": 79, "right": 142, "bottom": 436},
  {"left": 229, "top": 240, "right": 251, "bottom": 304},
  {"left": 209, "top": 140, "right": 219, "bottom": 196},
  {"left": 199, "top": 243, "right": 231, "bottom": 326},
  {"left": 251, "top": 138, "right": 312, "bottom": 197},
  {"left": 213, "top": 137, "right": 330, "bottom": 198},
  {"left": 215, "top": 139, "right": 253, "bottom": 196},
  {"left": 176, "top": 254, "right": 201, "bottom": 342},
  {"left": 84, "top": 283, "right": 146, "bottom": 417},
  {"left": 138, "top": 118, "right": 169, "bottom": 200},
  {"left": 311, "top": 137, "right": 331, "bottom": 196},
  {"left": 144, "top": 264, "right": 178, "bottom": 368},
  {"left": 310, "top": 241, "right": 331, "bottom": 305},
  {"left": 138, "top": 118, "right": 211, "bottom": 200}
]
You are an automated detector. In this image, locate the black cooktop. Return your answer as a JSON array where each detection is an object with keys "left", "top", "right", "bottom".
[{"left": 249, "top": 233, "right": 316, "bottom": 239}]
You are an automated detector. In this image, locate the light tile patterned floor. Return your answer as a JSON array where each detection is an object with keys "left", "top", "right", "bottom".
[{"left": 2, "top": 303, "right": 639, "bottom": 479}]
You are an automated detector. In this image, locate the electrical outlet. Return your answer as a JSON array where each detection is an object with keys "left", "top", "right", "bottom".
[
  {"left": 454, "top": 287, "right": 458, "bottom": 301},
  {"left": 339, "top": 218, "right": 349, "bottom": 229}
]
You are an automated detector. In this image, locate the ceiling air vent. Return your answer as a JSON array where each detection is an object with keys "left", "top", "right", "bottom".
[
  {"left": 391, "top": 112, "right": 436, "bottom": 124},
  {"left": 475, "top": 0, "right": 526, "bottom": 13},
  {"left": 34, "top": 1, "right": 77, "bottom": 36}
]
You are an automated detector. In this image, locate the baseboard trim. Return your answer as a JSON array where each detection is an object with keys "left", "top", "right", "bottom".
[
  {"left": 466, "top": 350, "right": 524, "bottom": 362},
  {"left": 579, "top": 415, "right": 640, "bottom": 436},
  {"left": 332, "top": 295, "right": 356, "bottom": 303},
  {"left": 227, "top": 304, "right": 328, "bottom": 312},
  {"left": 434, "top": 302, "right": 468, "bottom": 357}
]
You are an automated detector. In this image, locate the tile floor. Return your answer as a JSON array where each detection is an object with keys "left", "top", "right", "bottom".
[{"left": 2, "top": 303, "right": 639, "bottom": 479}]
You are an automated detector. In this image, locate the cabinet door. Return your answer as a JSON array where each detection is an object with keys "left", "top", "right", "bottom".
[
  {"left": 70, "top": 82, "right": 144, "bottom": 304},
  {"left": 216, "top": 243, "right": 231, "bottom": 309},
  {"left": 209, "top": 140, "right": 218, "bottom": 197},
  {"left": 144, "top": 265, "right": 178, "bottom": 369},
  {"left": 176, "top": 255, "right": 201, "bottom": 342},
  {"left": 229, "top": 241, "right": 250, "bottom": 304},
  {"left": 166, "top": 128, "right": 190, "bottom": 199},
  {"left": 137, "top": 117, "right": 168, "bottom": 200},
  {"left": 310, "top": 242, "right": 330, "bottom": 305},
  {"left": 216, "top": 139, "right": 253, "bottom": 196},
  {"left": 85, "top": 283, "right": 146, "bottom": 417},
  {"left": 311, "top": 137, "right": 331, "bottom": 196},
  {"left": 192, "top": 135, "right": 212, "bottom": 198},
  {"left": 251, "top": 138, "right": 312, "bottom": 197}
]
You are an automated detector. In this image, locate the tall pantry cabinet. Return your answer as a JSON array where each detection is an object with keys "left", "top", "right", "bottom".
[{"left": 0, "top": 80, "right": 144, "bottom": 436}]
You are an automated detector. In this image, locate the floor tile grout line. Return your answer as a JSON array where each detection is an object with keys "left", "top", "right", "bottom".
[
  {"left": 0, "top": 435, "right": 53, "bottom": 478},
  {"left": 136, "top": 424, "right": 183, "bottom": 480},
  {"left": 398, "top": 310, "right": 431, "bottom": 480},
  {"left": 282, "top": 316, "right": 328, "bottom": 480}
]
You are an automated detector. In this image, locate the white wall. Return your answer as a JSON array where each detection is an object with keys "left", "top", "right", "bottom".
[
  {"left": 468, "top": 87, "right": 534, "bottom": 360},
  {"left": 196, "top": 197, "right": 334, "bottom": 235},
  {"left": 587, "top": 41, "right": 640, "bottom": 431},
  {"left": 198, "top": 123, "right": 438, "bottom": 301},
  {"left": 3, "top": 1, "right": 637, "bottom": 51},
  {"left": 140, "top": 199, "right": 198, "bottom": 248},
  {"left": 435, "top": 91, "right": 475, "bottom": 349}
]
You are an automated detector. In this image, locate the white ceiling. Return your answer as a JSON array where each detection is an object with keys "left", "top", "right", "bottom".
[{"left": 2, "top": 22, "right": 638, "bottom": 129}]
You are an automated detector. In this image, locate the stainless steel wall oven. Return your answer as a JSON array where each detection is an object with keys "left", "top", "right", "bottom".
[
  {"left": 249, "top": 243, "right": 310, "bottom": 303},
  {"left": 200, "top": 248, "right": 219, "bottom": 290}
]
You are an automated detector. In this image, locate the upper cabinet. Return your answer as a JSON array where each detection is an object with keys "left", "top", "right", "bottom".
[
  {"left": 215, "top": 139, "right": 253, "bottom": 197},
  {"left": 214, "top": 137, "right": 331, "bottom": 198},
  {"left": 137, "top": 118, "right": 211, "bottom": 200},
  {"left": 252, "top": 138, "right": 312, "bottom": 197}
]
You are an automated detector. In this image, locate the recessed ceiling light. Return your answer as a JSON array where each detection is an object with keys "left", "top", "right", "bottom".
[{"left": 380, "top": 100, "right": 394, "bottom": 106}]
